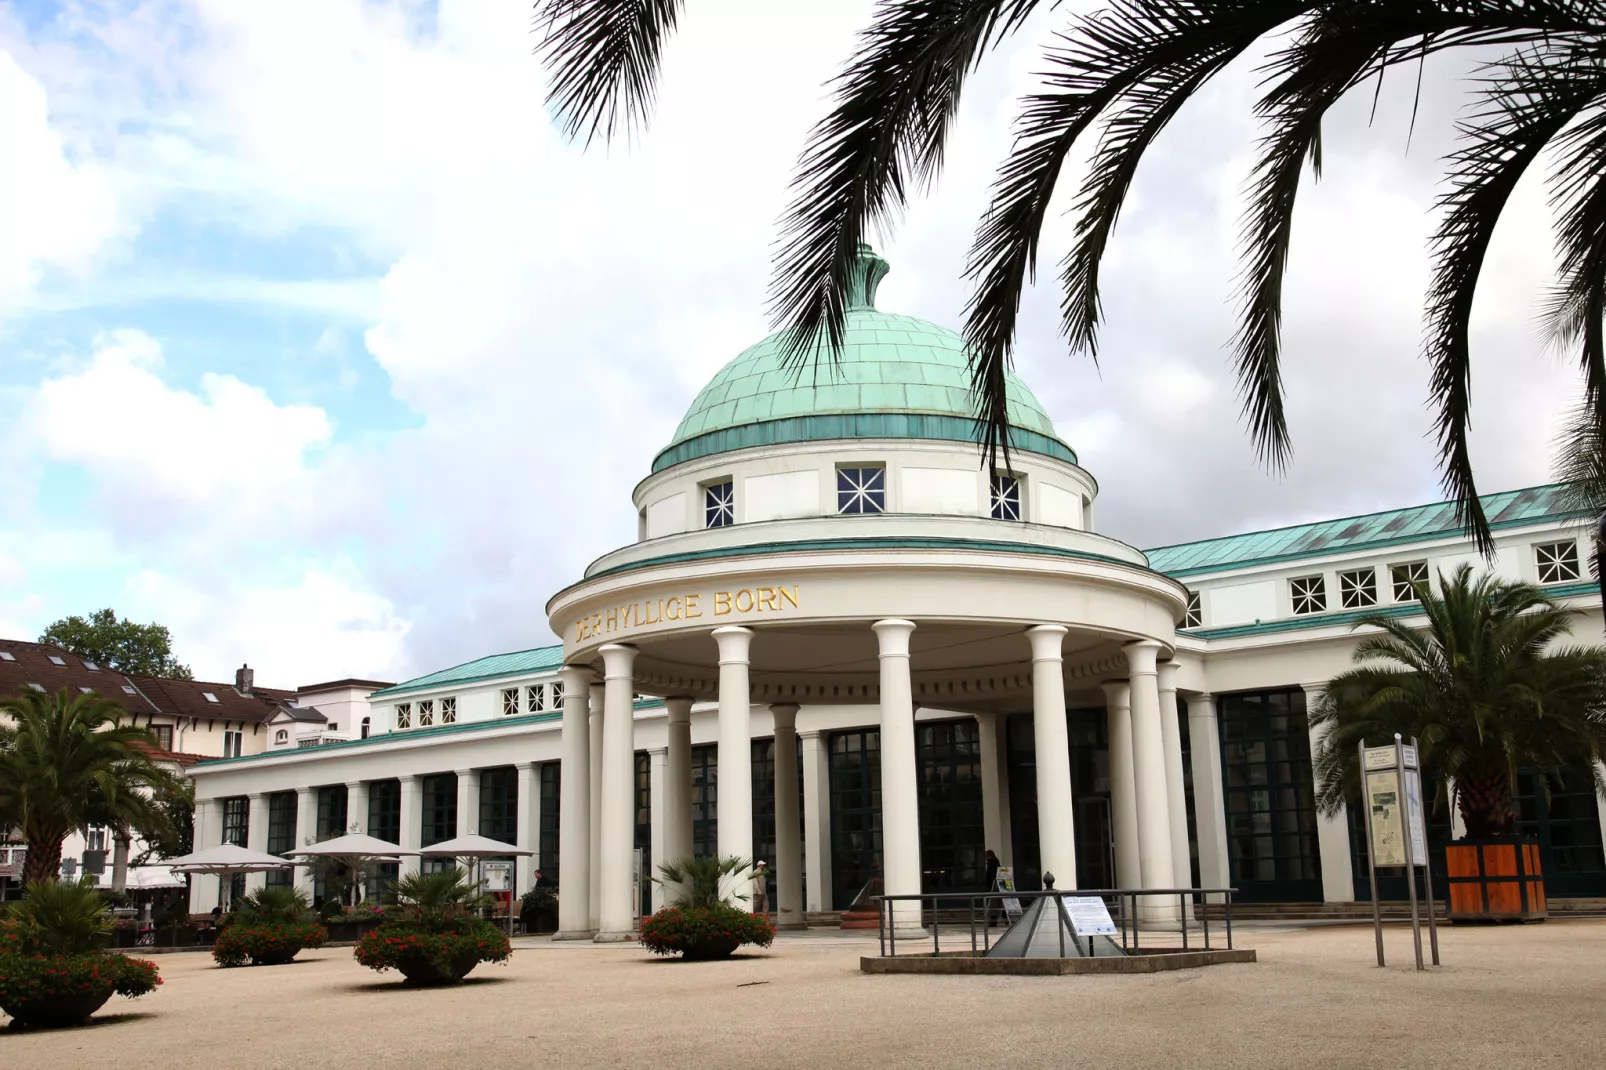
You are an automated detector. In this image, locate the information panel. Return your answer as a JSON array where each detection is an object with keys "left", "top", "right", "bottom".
[
  {"left": 995, "top": 866, "right": 1023, "bottom": 919},
  {"left": 1404, "top": 768, "right": 1429, "bottom": 867},
  {"left": 1062, "top": 896, "right": 1118, "bottom": 936},
  {"left": 1366, "top": 769, "right": 1408, "bottom": 867}
]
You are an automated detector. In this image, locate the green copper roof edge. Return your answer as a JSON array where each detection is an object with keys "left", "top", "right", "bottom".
[
  {"left": 581, "top": 534, "right": 1161, "bottom": 583},
  {"left": 1147, "top": 483, "right": 1587, "bottom": 576},
  {"left": 1181, "top": 579, "right": 1598, "bottom": 640},
  {"left": 192, "top": 711, "right": 566, "bottom": 768},
  {"left": 650, "top": 414, "right": 1077, "bottom": 474},
  {"left": 370, "top": 652, "right": 565, "bottom": 698}
]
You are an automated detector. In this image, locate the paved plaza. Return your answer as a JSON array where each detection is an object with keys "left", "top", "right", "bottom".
[{"left": 6, "top": 921, "right": 1604, "bottom": 1068}]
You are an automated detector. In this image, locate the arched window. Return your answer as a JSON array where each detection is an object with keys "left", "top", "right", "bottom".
[
  {"left": 360, "top": 717, "right": 370, "bottom": 739},
  {"left": 275, "top": 729, "right": 288, "bottom": 745}
]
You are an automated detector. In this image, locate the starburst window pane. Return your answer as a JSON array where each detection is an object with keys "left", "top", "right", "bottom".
[
  {"left": 1389, "top": 561, "right": 1428, "bottom": 602},
  {"left": 1338, "top": 568, "right": 1376, "bottom": 609},
  {"left": 441, "top": 697, "right": 457, "bottom": 724},
  {"left": 705, "top": 481, "right": 735, "bottom": 528},
  {"left": 837, "top": 467, "right": 886, "bottom": 514},
  {"left": 528, "top": 684, "right": 545, "bottom": 712},
  {"left": 1183, "top": 590, "right": 1202, "bottom": 628},
  {"left": 990, "top": 473, "right": 1021, "bottom": 521},
  {"left": 419, "top": 699, "right": 434, "bottom": 727},
  {"left": 550, "top": 681, "right": 564, "bottom": 707},
  {"left": 1535, "top": 541, "right": 1580, "bottom": 583},
  {"left": 396, "top": 703, "right": 411, "bottom": 729},
  {"left": 502, "top": 688, "right": 518, "bottom": 716},
  {"left": 1290, "top": 575, "right": 1326, "bottom": 616}
]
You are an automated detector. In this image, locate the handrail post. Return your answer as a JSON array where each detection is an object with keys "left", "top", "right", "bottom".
[
  {"left": 878, "top": 897, "right": 886, "bottom": 957},
  {"left": 888, "top": 898, "right": 896, "bottom": 957},
  {"left": 1226, "top": 891, "right": 1234, "bottom": 950},
  {"left": 1180, "top": 893, "right": 1188, "bottom": 950},
  {"left": 933, "top": 896, "right": 941, "bottom": 957},
  {"left": 1201, "top": 890, "right": 1211, "bottom": 950}
]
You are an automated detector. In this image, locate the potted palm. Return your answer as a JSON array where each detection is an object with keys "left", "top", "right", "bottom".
[
  {"left": 0, "top": 880, "right": 160, "bottom": 1029},
  {"left": 640, "top": 855, "right": 776, "bottom": 961},
  {"left": 1312, "top": 565, "right": 1606, "bottom": 922},
  {"left": 212, "top": 887, "right": 327, "bottom": 966},
  {"left": 353, "top": 869, "right": 510, "bottom": 985}
]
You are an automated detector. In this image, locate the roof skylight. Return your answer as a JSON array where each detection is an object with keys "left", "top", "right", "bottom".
[
  {"left": 48, "top": 655, "right": 65, "bottom": 666},
  {"left": 122, "top": 685, "right": 136, "bottom": 694},
  {"left": 202, "top": 692, "right": 220, "bottom": 703},
  {"left": 0, "top": 651, "right": 14, "bottom": 661}
]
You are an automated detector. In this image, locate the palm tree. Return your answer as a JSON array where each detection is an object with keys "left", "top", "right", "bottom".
[
  {"left": 0, "top": 688, "right": 184, "bottom": 886},
  {"left": 1310, "top": 564, "right": 1606, "bottom": 838},
  {"left": 535, "top": 1, "right": 1606, "bottom": 546},
  {"left": 653, "top": 854, "right": 753, "bottom": 909},
  {"left": 233, "top": 885, "right": 316, "bottom": 924}
]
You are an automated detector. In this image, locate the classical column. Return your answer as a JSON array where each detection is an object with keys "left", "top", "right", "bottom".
[
  {"left": 648, "top": 748, "right": 667, "bottom": 911},
  {"left": 1157, "top": 663, "right": 1193, "bottom": 906},
  {"left": 1186, "top": 693, "right": 1232, "bottom": 892},
  {"left": 800, "top": 729, "right": 832, "bottom": 913},
  {"left": 1101, "top": 681, "right": 1142, "bottom": 890},
  {"left": 399, "top": 775, "right": 422, "bottom": 878},
  {"left": 190, "top": 798, "right": 222, "bottom": 912},
  {"left": 588, "top": 683, "right": 603, "bottom": 931},
  {"left": 974, "top": 713, "right": 1010, "bottom": 867},
  {"left": 111, "top": 834, "right": 130, "bottom": 894},
  {"left": 555, "top": 666, "right": 594, "bottom": 939},
  {"left": 874, "top": 619, "right": 923, "bottom": 933},
  {"left": 456, "top": 769, "right": 479, "bottom": 838},
  {"left": 1027, "top": 625, "right": 1078, "bottom": 888},
  {"left": 295, "top": 787, "right": 318, "bottom": 898},
  {"left": 346, "top": 781, "right": 369, "bottom": 836},
  {"left": 713, "top": 627, "right": 755, "bottom": 891},
  {"left": 517, "top": 763, "right": 540, "bottom": 896},
  {"left": 663, "top": 698, "right": 694, "bottom": 868},
  {"left": 245, "top": 793, "right": 270, "bottom": 893},
  {"left": 770, "top": 703, "right": 804, "bottom": 930},
  {"left": 1302, "top": 682, "right": 1356, "bottom": 903},
  {"left": 1126, "top": 641, "right": 1177, "bottom": 924},
  {"left": 597, "top": 644, "right": 639, "bottom": 941}
]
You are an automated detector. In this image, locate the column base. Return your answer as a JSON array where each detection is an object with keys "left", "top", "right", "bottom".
[
  {"left": 887, "top": 926, "right": 930, "bottom": 942},
  {"left": 593, "top": 930, "right": 636, "bottom": 943},
  {"left": 552, "top": 929, "right": 598, "bottom": 941},
  {"left": 776, "top": 922, "right": 809, "bottom": 932}
]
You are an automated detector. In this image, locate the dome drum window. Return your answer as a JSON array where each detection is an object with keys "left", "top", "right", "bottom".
[
  {"left": 990, "top": 473, "right": 1022, "bottom": 521},
  {"left": 1290, "top": 575, "right": 1327, "bottom": 616},
  {"left": 502, "top": 688, "right": 519, "bottom": 716},
  {"left": 441, "top": 697, "right": 457, "bottom": 724},
  {"left": 837, "top": 466, "right": 886, "bottom": 514},
  {"left": 1390, "top": 561, "right": 1428, "bottom": 602},
  {"left": 528, "top": 683, "right": 545, "bottom": 711},
  {"left": 395, "top": 703, "right": 412, "bottom": 729},
  {"left": 1535, "top": 541, "right": 1580, "bottom": 583},
  {"left": 1338, "top": 568, "right": 1377, "bottom": 609},
  {"left": 550, "top": 681, "right": 564, "bottom": 707},
  {"left": 1183, "top": 590, "right": 1202, "bottom": 628},
  {"left": 704, "top": 480, "right": 735, "bottom": 528}
]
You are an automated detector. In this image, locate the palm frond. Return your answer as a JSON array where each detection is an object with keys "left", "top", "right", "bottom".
[
  {"left": 534, "top": 0, "right": 688, "bottom": 145},
  {"left": 769, "top": 0, "right": 1045, "bottom": 389}
]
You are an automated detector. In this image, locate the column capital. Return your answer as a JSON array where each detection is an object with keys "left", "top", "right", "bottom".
[
  {"left": 1156, "top": 660, "right": 1180, "bottom": 693},
  {"left": 1100, "top": 679, "right": 1131, "bottom": 709},
  {"left": 599, "top": 643, "right": 638, "bottom": 679},
  {"left": 872, "top": 618, "right": 916, "bottom": 658},
  {"left": 296, "top": 785, "right": 316, "bottom": 799},
  {"left": 1121, "top": 639, "right": 1163, "bottom": 676},
  {"left": 1188, "top": 690, "right": 1216, "bottom": 706},
  {"left": 399, "top": 773, "right": 420, "bottom": 787},
  {"left": 664, "top": 696, "right": 694, "bottom": 724},
  {"left": 647, "top": 745, "right": 667, "bottom": 758},
  {"left": 248, "top": 791, "right": 267, "bottom": 801},
  {"left": 1298, "top": 680, "right": 1328, "bottom": 696},
  {"left": 344, "top": 780, "right": 363, "bottom": 791},
  {"left": 769, "top": 703, "right": 800, "bottom": 730},
  {"left": 558, "top": 664, "right": 593, "bottom": 693},
  {"left": 1025, "top": 624, "right": 1067, "bottom": 661},
  {"left": 454, "top": 768, "right": 474, "bottom": 778},
  {"left": 798, "top": 728, "right": 823, "bottom": 742},
  {"left": 712, "top": 625, "right": 754, "bottom": 663}
]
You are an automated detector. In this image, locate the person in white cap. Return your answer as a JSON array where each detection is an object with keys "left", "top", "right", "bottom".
[{"left": 750, "top": 861, "right": 770, "bottom": 917}]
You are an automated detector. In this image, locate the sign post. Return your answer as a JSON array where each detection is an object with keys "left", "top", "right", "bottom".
[
  {"left": 994, "top": 866, "right": 1023, "bottom": 922},
  {"left": 1360, "top": 734, "right": 1440, "bottom": 970}
]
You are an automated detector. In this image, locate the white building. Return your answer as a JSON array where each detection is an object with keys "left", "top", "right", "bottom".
[{"left": 187, "top": 245, "right": 1606, "bottom": 926}]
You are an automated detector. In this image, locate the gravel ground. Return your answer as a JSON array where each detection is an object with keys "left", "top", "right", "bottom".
[{"left": 6, "top": 920, "right": 1604, "bottom": 1069}]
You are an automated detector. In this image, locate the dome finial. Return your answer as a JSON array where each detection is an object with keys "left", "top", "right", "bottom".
[{"left": 846, "top": 242, "right": 890, "bottom": 310}]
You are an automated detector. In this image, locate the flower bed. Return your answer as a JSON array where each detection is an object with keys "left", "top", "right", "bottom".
[
  {"left": 0, "top": 948, "right": 161, "bottom": 1028},
  {"left": 354, "top": 920, "right": 511, "bottom": 985},
  {"left": 212, "top": 921, "right": 328, "bottom": 967},
  {"left": 639, "top": 905, "right": 776, "bottom": 960}
]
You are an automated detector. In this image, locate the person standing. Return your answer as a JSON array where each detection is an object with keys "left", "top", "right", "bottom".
[
  {"left": 750, "top": 861, "right": 770, "bottom": 916},
  {"left": 983, "top": 849, "right": 1002, "bottom": 928}
]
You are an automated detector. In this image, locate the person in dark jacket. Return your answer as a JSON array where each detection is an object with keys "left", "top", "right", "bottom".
[{"left": 983, "top": 850, "right": 1002, "bottom": 928}]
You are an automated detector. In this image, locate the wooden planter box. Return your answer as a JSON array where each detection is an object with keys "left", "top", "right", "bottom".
[{"left": 1445, "top": 837, "right": 1546, "bottom": 923}]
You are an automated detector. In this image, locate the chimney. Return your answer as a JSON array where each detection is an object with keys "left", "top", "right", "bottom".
[{"left": 235, "top": 664, "right": 254, "bottom": 695}]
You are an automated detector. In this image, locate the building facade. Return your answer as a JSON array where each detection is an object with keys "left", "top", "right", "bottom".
[{"left": 186, "top": 246, "right": 1606, "bottom": 924}]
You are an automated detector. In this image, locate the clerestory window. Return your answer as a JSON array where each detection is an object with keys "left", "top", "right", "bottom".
[
  {"left": 837, "top": 466, "right": 886, "bottom": 514},
  {"left": 1290, "top": 575, "right": 1327, "bottom": 616}
]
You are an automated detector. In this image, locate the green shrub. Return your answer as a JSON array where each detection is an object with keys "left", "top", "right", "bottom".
[
  {"left": 0, "top": 882, "right": 161, "bottom": 1027},
  {"left": 654, "top": 854, "right": 753, "bottom": 910},
  {"left": 353, "top": 869, "right": 507, "bottom": 984},
  {"left": 639, "top": 903, "right": 776, "bottom": 959},
  {"left": 4, "top": 878, "right": 111, "bottom": 953},
  {"left": 211, "top": 920, "right": 327, "bottom": 967}
]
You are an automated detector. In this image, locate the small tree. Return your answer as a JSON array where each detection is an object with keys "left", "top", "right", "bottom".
[
  {"left": 39, "top": 608, "right": 193, "bottom": 680},
  {"left": 654, "top": 854, "right": 752, "bottom": 909}
]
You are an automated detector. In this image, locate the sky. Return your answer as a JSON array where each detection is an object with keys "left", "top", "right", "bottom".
[{"left": 0, "top": 1, "right": 1584, "bottom": 688}]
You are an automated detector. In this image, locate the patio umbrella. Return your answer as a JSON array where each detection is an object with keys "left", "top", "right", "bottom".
[
  {"left": 418, "top": 835, "right": 533, "bottom": 938},
  {"left": 291, "top": 834, "right": 412, "bottom": 905},
  {"left": 163, "top": 843, "right": 294, "bottom": 912}
]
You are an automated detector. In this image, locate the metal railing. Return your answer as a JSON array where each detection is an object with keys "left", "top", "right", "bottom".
[{"left": 872, "top": 887, "right": 1238, "bottom": 958}]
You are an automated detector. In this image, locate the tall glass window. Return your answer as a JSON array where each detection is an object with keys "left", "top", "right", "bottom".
[
  {"left": 691, "top": 745, "right": 718, "bottom": 857},
  {"left": 539, "top": 763, "right": 561, "bottom": 886},
  {"left": 989, "top": 473, "right": 1021, "bottom": 520},
  {"left": 420, "top": 774, "right": 457, "bottom": 858},
  {"left": 265, "top": 791, "right": 296, "bottom": 888},
  {"left": 829, "top": 729, "right": 881, "bottom": 909},
  {"left": 479, "top": 767, "right": 518, "bottom": 844},
  {"left": 316, "top": 785, "right": 348, "bottom": 840},
  {"left": 221, "top": 797, "right": 249, "bottom": 904},
  {"left": 635, "top": 753, "right": 652, "bottom": 916},
  {"left": 366, "top": 780, "right": 401, "bottom": 901},
  {"left": 914, "top": 719, "right": 984, "bottom": 892},
  {"left": 704, "top": 481, "right": 735, "bottom": 528},
  {"left": 1515, "top": 766, "right": 1606, "bottom": 897},
  {"left": 1218, "top": 689, "right": 1322, "bottom": 901}
]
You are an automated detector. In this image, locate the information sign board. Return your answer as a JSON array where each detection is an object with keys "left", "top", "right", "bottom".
[
  {"left": 1366, "top": 769, "right": 1408, "bottom": 867},
  {"left": 1061, "top": 896, "right": 1117, "bottom": 936},
  {"left": 1404, "top": 768, "right": 1429, "bottom": 867},
  {"left": 995, "top": 866, "right": 1023, "bottom": 919}
]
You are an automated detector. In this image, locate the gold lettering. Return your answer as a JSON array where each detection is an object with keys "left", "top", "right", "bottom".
[
  {"left": 778, "top": 586, "right": 800, "bottom": 609},
  {"left": 592, "top": 613, "right": 603, "bottom": 636},
  {"left": 756, "top": 587, "right": 776, "bottom": 611},
  {"left": 734, "top": 588, "right": 755, "bottom": 613},
  {"left": 666, "top": 596, "right": 682, "bottom": 621},
  {"left": 714, "top": 591, "right": 732, "bottom": 615},
  {"left": 644, "top": 599, "right": 661, "bottom": 625},
  {"left": 685, "top": 594, "right": 703, "bottom": 619},
  {"left": 575, "top": 620, "right": 587, "bottom": 643}
]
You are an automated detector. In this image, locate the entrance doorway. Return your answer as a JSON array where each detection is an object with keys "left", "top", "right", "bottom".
[{"left": 1218, "top": 689, "right": 1322, "bottom": 902}]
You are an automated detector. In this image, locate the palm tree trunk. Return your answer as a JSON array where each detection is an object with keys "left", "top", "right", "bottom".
[
  {"left": 21, "top": 831, "right": 66, "bottom": 887},
  {"left": 1456, "top": 767, "right": 1517, "bottom": 838}
]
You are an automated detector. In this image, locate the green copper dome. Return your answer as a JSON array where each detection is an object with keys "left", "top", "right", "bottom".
[{"left": 652, "top": 246, "right": 1074, "bottom": 473}]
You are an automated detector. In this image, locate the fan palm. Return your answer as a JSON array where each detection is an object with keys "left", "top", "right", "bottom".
[
  {"left": 1310, "top": 564, "right": 1606, "bottom": 837},
  {"left": 653, "top": 853, "right": 753, "bottom": 909},
  {"left": 386, "top": 868, "right": 492, "bottom": 924},
  {"left": 0, "top": 688, "right": 183, "bottom": 886},
  {"left": 535, "top": 1, "right": 1606, "bottom": 546},
  {"left": 234, "top": 885, "right": 316, "bottom": 924},
  {"left": 2, "top": 878, "right": 114, "bottom": 954}
]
